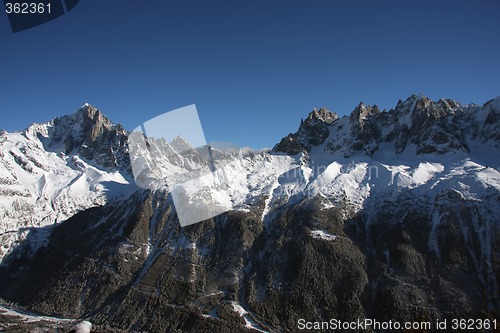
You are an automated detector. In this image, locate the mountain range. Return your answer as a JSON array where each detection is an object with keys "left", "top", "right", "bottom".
[{"left": 0, "top": 94, "right": 499, "bottom": 332}]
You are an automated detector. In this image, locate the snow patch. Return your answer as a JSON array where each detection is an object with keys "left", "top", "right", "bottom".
[
  {"left": 0, "top": 303, "right": 73, "bottom": 323},
  {"left": 73, "top": 320, "right": 92, "bottom": 333},
  {"left": 310, "top": 230, "right": 337, "bottom": 241},
  {"left": 231, "top": 302, "right": 269, "bottom": 333},
  {"left": 412, "top": 162, "right": 444, "bottom": 185}
]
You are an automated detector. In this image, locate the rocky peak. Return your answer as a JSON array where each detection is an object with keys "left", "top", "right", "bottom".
[
  {"left": 414, "top": 96, "right": 448, "bottom": 118},
  {"left": 306, "top": 107, "right": 338, "bottom": 124},
  {"left": 274, "top": 107, "right": 337, "bottom": 155},
  {"left": 384, "top": 95, "right": 471, "bottom": 154},
  {"left": 170, "top": 135, "right": 194, "bottom": 153},
  {"left": 437, "top": 98, "right": 461, "bottom": 113},
  {"left": 476, "top": 96, "right": 500, "bottom": 146},
  {"left": 75, "top": 103, "right": 121, "bottom": 142},
  {"left": 276, "top": 95, "right": 498, "bottom": 157},
  {"left": 393, "top": 94, "right": 460, "bottom": 120},
  {"left": 78, "top": 103, "right": 100, "bottom": 119},
  {"left": 28, "top": 104, "right": 131, "bottom": 171},
  {"left": 394, "top": 94, "right": 426, "bottom": 114},
  {"left": 349, "top": 102, "right": 380, "bottom": 125}
]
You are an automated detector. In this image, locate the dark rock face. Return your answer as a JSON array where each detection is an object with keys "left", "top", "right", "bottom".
[
  {"left": 348, "top": 103, "right": 382, "bottom": 156},
  {"left": 402, "top": 96, "right": 470, "bottom": 155},
  {"left": 0, "top": 189, "right": 265, "bottom": 332},
  {"left": 362, "top": 194, "right": 497, "bottom": 324},
  {"left": 478, "top": 98, "right": 500, "bottom": 147},
  {"left": 377, "top": 95, "right": 475, "bottom": 155},
  {"left": 0, "top": 189, "right": 497, "bottom": 332},
  {"left": 274, "top": 108, "right": 338, "bottom": 154}
]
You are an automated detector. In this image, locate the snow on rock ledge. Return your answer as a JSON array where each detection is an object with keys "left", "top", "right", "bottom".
[{"left": 310, "top": 229, "right": 338, "bottom": 241}]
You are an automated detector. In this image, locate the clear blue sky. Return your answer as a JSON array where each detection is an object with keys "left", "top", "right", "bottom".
[{"left": 1, "top": 0, "right": 499, "bottom": 148}]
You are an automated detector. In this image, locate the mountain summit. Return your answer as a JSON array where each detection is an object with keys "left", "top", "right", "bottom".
[
  {"left": 276, "top": 94, "right": 500, "bottom": 157},
  {"left": 34, "top": 103, "right": 130, "bottom": 169},
  {"left": 0, "top": 96, "right": 498, "bottom": 332}
]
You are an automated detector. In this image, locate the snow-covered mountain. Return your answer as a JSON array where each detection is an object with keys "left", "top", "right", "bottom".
[
  {"left": 272, "top": 93, "right": 499, "bottom": 227},
  {"left": 0, "top": 95, "right": 498, "bottom": 332},
  {"left": 0, "top": 104, "right": 135, "bottom": 260}
]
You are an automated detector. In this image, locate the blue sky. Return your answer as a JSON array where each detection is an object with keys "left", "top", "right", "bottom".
[{"left": 1, "top": 0, "right": 499, "bottom": 148}]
